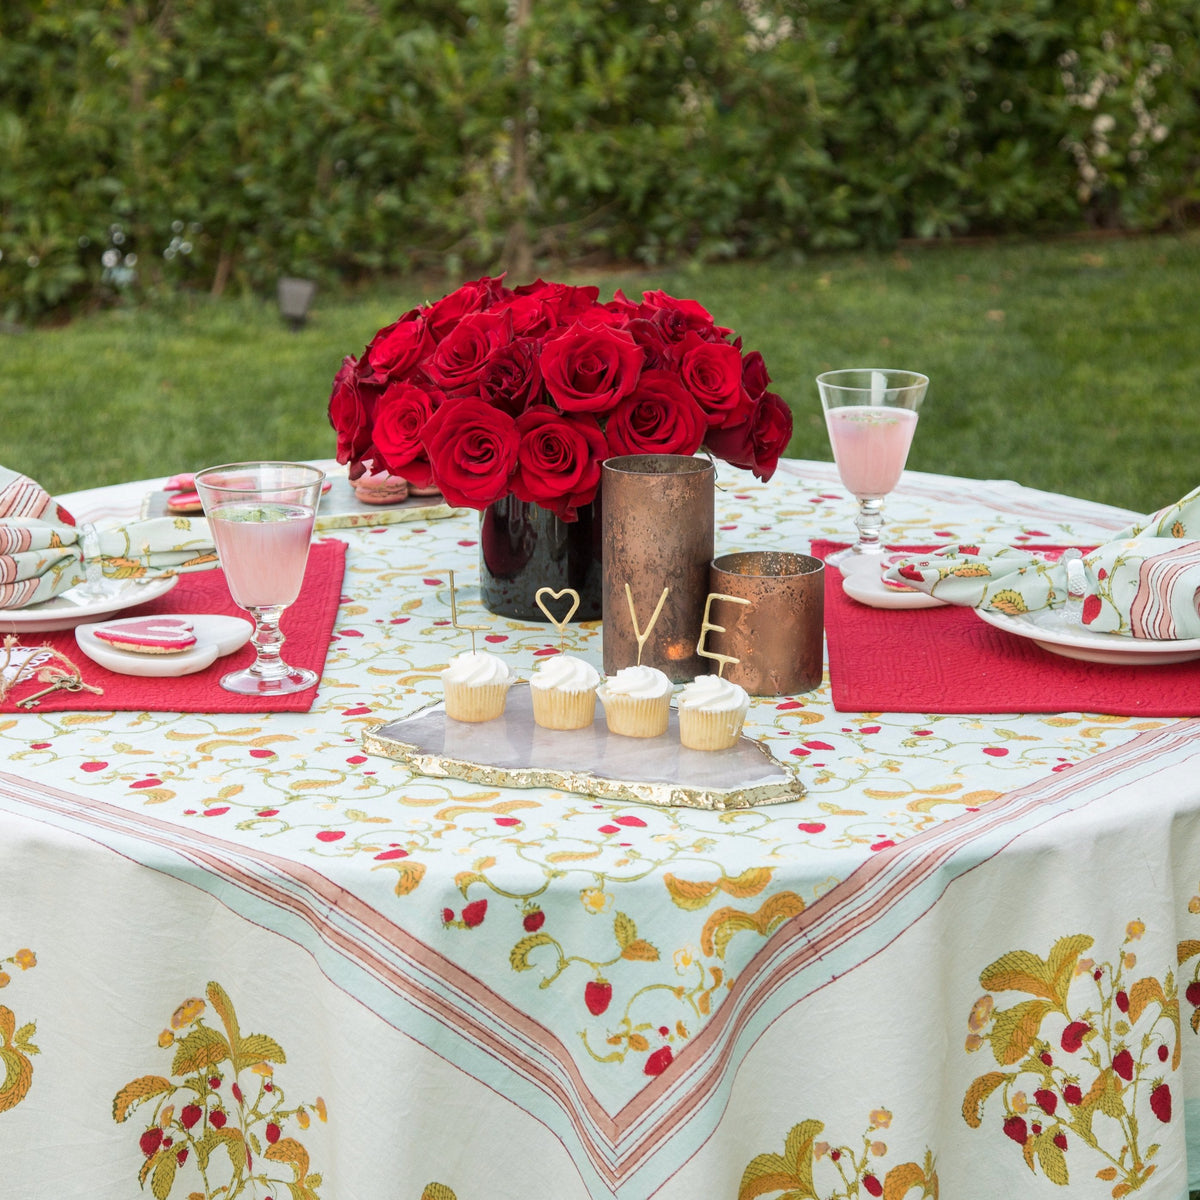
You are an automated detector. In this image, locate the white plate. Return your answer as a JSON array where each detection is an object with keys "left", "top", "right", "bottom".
[
  {"left": 75, "top": 614, "right": 253, "bottom": 677},
  {"left": 839, "top": 554, "right": 948, "bottom": 610},
  {"left": 0, "top": 575, "right": 179, "bottom": 633},
  {"left": 974, "top": 606, "right": 1200, "bottom": 666}
]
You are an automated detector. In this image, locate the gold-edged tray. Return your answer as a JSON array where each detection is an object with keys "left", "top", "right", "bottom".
[
  {"left": 361, "top": 684, "right": 805, "bottom": 810},
  {"left": 142, "top": 472, "right": 463, "bottom": 531}
]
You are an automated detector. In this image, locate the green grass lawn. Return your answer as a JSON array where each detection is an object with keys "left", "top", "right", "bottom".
[{"left": 3, "top": 232, "right": 1198, "bottom": 515}]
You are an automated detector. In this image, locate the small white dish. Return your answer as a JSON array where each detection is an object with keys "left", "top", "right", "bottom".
[
  {"left": 75, "top": 614, "right": 253, "bottom": 677},
  {"left": 839, "top": 554, "right": 948, "bottom": 611},
  {"left": 0, "top": 574, "right": 180, "bottom": 633},
  {"left": 974, "top": 606, "right": 1200, "bottom": 666}
]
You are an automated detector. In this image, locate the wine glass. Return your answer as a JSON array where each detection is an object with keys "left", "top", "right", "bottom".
[
  {"left": 816, "top": 368, "right": 929, "bottom": 568},
  {"left": 194, "top": 461, "right": 325, "bottom": 695}
]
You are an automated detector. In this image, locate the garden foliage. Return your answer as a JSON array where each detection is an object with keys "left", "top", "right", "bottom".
[{"left": 1, "top": 0, "right": 1197, "bottom": 321}]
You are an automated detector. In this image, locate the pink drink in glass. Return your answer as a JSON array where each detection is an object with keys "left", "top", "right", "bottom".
[
  {"left": 194, "top": 461, "right": 325, "bottom": 696},
  {"left": 207, "top": 502, "right": 316, "bottom": 608},
  {"left": 824, "top": 405, "right": 918, "bottom": 498}
]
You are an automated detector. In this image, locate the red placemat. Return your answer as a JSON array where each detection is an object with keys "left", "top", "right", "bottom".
[
  {"left": 3, "top": 539, "right": 346, "bottom": 714},
  {"left": 814, "top": 540, "right": 1200, "bottom": 717}
]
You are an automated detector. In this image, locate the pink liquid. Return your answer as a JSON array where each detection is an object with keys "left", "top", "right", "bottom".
[
  {"left": 824, "top": 405, "right": 918, "bottom": 497},
  {"left": 209, "top": 502, "right": 316, "bottom": 608}
]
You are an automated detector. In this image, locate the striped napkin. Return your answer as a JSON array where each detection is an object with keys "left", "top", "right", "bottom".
[
  {"left": 0, "top": 466, "right": 216, "bottom": 609},
  {"left": 882, "top": 485, "right": 1200, "bottom": 639}
]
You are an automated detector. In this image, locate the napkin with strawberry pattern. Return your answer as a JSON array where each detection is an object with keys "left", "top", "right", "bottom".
[
  {"left": 882, "top": 485, "right": 1200, "bottom": 639},
  {"left": 0, "top": 466, "right": 216, "bottom": 609}
]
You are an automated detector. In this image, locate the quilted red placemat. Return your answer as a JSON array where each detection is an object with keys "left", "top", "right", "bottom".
[
  {"left": 814, "top": 540, "right": 1200, "bottom": 717},
  {"left": 3, "top": 539, "right": 346, "bottom": 714}
]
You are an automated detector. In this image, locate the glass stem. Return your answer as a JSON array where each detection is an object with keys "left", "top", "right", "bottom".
[
  {"left": 853, "top": 496, "right": 885, "bottom": 554},
  {"left": 248, "top": 606, "right": 290, "bottom": 680}
]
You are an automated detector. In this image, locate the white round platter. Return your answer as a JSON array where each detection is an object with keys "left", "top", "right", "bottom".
[
  {"left": 974, "top": 606, "right": 1200, "bottom": 666},
  {"left": 838, "top": 553, "right": 948, "bottom": 611},
  {"left": 0, "top": 575, "right": 179, "bottom": 634}
]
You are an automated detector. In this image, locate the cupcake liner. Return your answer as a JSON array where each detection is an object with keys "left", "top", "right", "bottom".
[
  {"left": 600, "top": 693, "right": 670, "bottom": 738},
  {"left": 531, "top": 686, "right": 597, "bottom": 731},
  {"left": 443, "top": 680, "right": 510, "bottom": 723},
  {"left": 678, "top": 702, "right": 748, "bottom": 751}
]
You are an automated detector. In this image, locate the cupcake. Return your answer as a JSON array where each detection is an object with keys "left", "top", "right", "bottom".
[
  {"left": 596, "top": 665, "right": 672, "bottom": 738},
  {"left": 441, "top": 650, "right": 514, "bottom": 722},
  {"left": 676, "top": 674, "right": 750, "bottom": 751},
  {"left": 529, "top": 654, "right": 601, "bottom": 730}
]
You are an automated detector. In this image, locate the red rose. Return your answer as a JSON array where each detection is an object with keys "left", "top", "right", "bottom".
[
  {"left": 363, "top": 315, "right": 432, "bottom": 381},
  {"left": 372, "top": 381, "right": 441, "bottom": 488},
  {"left": 741, "top": 350, "right": 771, "bottom": 401},
  {"left": 603, "top": 288, "right": 642, "bottom": 320},
  {"left": 421, "top": 397, "right": 520, "bottom": 509},
  {"left": 624, "top": 317, "right": 673, "bottom": 371},
  {"left": 605, "top": 369, "right": 707, "bottom": 457},
  {"left": 510, "top": 280, "right": 603, "bottom": 332},
  {"left": 425, "top": 310, "right": 513, "bottom": 396},
  {"left": 540, "top": 322, "right": 644, "bottom": 414},
  {"left": 479, "top": 337, "right": 543, "bottom": 415},
  {"left": 328, "top": 355, "right": 380, "bottom": 477},
  {"left": 675, "top": 331, "right": 754, "bottom": 428},
  {"left": 511, "top": 408, "right": 607, "bottom": 520},
  {"left": 639, "top": 289, "right": 731, "bottom": 341},
  {"left": 500, "top": 294, "right": 559, "bottom": 339},
  {"left": 703, "top": 391, "right": 793, "bottom": 481},
  {"left": 422, "top": 275, "right": 508, "bottom": 338}
]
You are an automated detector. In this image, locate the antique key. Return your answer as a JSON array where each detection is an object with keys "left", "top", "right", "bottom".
[{"left": 17, "top": 675, "right": 98, "bottom": 708}]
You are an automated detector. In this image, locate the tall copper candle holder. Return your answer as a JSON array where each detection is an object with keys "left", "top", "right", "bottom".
[
  {"left": 601, "top": 454, "right": 715, "bottom": 681},
  {"left": 707, "top": 551, "right": 824, "bottom": 696}
]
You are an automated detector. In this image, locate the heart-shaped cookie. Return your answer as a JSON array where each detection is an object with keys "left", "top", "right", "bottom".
[{"left": 93, "top": 616, "right": 197, "bottom": 655}]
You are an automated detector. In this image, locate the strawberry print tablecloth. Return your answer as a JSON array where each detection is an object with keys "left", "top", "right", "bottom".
[{"left": 4, "top": 459, "right": 1200, "bottom": 1200}]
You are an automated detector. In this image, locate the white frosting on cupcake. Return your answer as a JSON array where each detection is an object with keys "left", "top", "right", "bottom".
[
  {"left": 441, "top": 651, "right": 513, "bottom": 688},
  {"left": 677, "top": 674, "right": 748, "bottom": 712},
  {"left": 598, "top": 665, "right": 672, "bottom": 700},
  {"left": 530, "top": 654, "right": 600, "bottom": 693}
]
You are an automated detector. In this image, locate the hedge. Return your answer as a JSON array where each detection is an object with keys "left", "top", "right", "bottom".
[{"left": 1, "top": 0, "right": 1197, "bottom": 322}]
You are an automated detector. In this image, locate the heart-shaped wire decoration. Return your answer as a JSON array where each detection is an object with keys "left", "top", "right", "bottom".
[{"left": 535, "top": 586, "right": 580, "bottom": 650}]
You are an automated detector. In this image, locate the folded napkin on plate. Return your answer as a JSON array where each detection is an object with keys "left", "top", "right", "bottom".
[
  {"left": 883, "top": 485, "right": 1200, "bottom": 639},
  {"left": 0, "top": 466, "right": 217, "bottom": 609}
]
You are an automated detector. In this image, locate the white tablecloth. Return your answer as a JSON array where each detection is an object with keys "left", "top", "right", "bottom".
[{"left": 3, "top": 460, "right": 1198, "bottom": 1200}]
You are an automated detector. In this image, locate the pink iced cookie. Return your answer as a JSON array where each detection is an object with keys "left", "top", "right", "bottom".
[
  {"left": 166, "top": 489, "right": 204, "bottom": 514},
  {"left": 93, "top": 616, "right": 198, "bottom": 655}
]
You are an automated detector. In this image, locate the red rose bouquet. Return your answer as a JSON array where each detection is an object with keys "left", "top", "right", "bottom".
[{"left": 327, "top": 277, "right": 793, "bottom": 520}]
